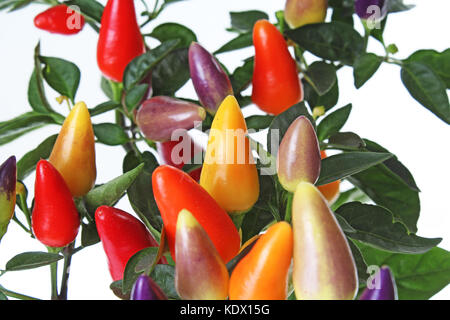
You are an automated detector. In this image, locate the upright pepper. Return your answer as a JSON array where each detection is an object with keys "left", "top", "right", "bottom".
[
  {"left": 32, "top": 160, "right": 80, "bottom": 248},
  {"left": 292, "top": 181, "right": 358, "bottom": 300},
  {"left": 200, "top": 95, "right": 259, "bottom": 215},
  {"left": 229, "top": 222, "right": 293, "bottom": 300},
  {"left": 317, "top": 150, "right": 340, "bottom": 203},
  {"left": 131, "top": 274, "right": 168, "bottom": 300},
  {"left": 359, "top": 266, "right": 398, "bottom": 300},
  {"left": 49, "top": 101, "right": 96, "bottom": 197},
  {"left": 34, "top": 4, "right": 85, "bottom": 35},
  {"left": 252, "top": 20, "right": 303, "bottom": 115},
  {"left": 175, "top": 209, "right": 229, "bottom": 300},
  {"left": 188, "top": 42, "right": 234, "bottom": 114},
  {"left": 0, "top": 156, "right": 16, "bottom": 241},
  {"left": 97, "top": 0, "right": 145, "bottom": 82},
  {"left": 152, "top": 165, "right": 240, "bottom": 263},
  {"left": 284, "top": 0, "right": 328, "bottom": 29},
  {"left": 277, "top": 115, "right": 321, "bottom": 192},
  {"left": 95, "top": 206, "right": 165, "bottom": 281}
]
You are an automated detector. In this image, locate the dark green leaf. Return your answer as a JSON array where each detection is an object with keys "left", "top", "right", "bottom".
[
  {"left": 109, "top": 280, "right": 129, "bottom": 300},
  {"left": 406, "top": 49, "right": 450, "bottom": 89},
  {"left": 0, "top": 0, "right": 32, "bottom": 11},
  {"left": 148, "top": 23, "right": 196, "bottom": 49},
  {"left": 17, "top": 134, "right": 57, "bottom": 180},
  {"left": 317, "top": 151, "right": 393, "bottom": 185},
  {"left": 331, "top": 6, "right": 354, "bottom": 26},
  {"left": 125, "top": 84, "right": 149, "bottom": 113},
  {"left": 100, "top": 77, "right": 114, "bottom": 100},
  {"left": 39, "top": 56, "right": 80, "bottom": 103},
  {"left": 331, "top": 187, "right": 370, "bottom": 211},
  {"left": 401, "top": 61, "right": 450, "bottom": 124},
  {"left": 6, "top": 252, "right": 63, "bottom": 271},
  {"left": 150, "top": 264, "right": 179, "bottom": 299},
  {"left": 93, "top": 123, "right": 129, "bottom": 146},
  {"left": 214, "top": 33, "right": 253, "bottom": 54},
  {"left": 123, "top": 39, "right": 179, "bottom": 91},
  {"left": 357, "top": 242, "right": 450, "bottom": 300},
  {"left": 303, "top": 77, "right": 339, "bottom": 111},
  {"left": 229, "top": 10, "right": 268, "bottom": 33},
  {"left": 89, "top": 101, "right": 120, "bottom": 117},
  {"left": 353, "top": 53, "right": 383, "bottom": 88},
  {"left": 230, "top": 58, "right": 254, "bottom": 94},
  {"left": 84, "top": 163, "right": 144, "bottom": 214},
  {"left": 226, "top": 239, "right": 257, "bottom": 274},
  {"left": 328, "top": 132, "right": 366, "bottom": 150},
  {"left": 245, "top": 115, "right": 274, "bottom": 130},
  {"left": 28, "top": 69, "right": 52, "bottom": 113},
  {"left": 317, "top": 104, "right": 352, "bottom": 141},
  {"left": 305, "top": 61, "right": 337, "bottom": 95},
  {"left": 388, "top": 0, "right": 415, "bottom": 13},
  {"left": 122, "top": 247, "right": 159, "bottom": 293},
  {"left": 81, "top": 221, "right": 100, "bottom": 247},
  {"left": 151, "top": 48, "right": 190, "bottom": 96},
  {"left": 123, "top": 151, "right": 163, "bottom": 232},
  {"left": 286, "top": 22, "right": 365, "bottom": 65},
  {"left": 337, "top": 202, "right": 441, "bottom": 253},
  {"left": 348, "top": 239, "right": 369, "bottom": 285},
  {"left": 0, "top": 112, "right": 57, "bottom": 146},
  {"left": 64, "top": 0, "right": 104, "bottom": 22}
]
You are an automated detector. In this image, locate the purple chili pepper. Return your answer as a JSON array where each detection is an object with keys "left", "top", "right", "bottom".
[
  {"left": 0, "top": 156, "right": 16, "bottom": 241},
  {"left": 131, "top": 274, "right": 168, "bottom": 300},
  {"left": 354, "top": 0, "right": 388, "bottom": 21},
  {"left": 188, "top": 42, "right": 233, "bottom": 114},
  {"left": 360, "top": 266, "right": 398, "bottom": 300}
]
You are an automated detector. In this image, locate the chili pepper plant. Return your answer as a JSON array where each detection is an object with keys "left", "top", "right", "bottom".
[{"left": 0, "top": 0, "right": 449, "bottom": 300}]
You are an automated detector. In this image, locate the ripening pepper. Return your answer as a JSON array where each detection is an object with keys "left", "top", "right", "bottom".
[
  {"left": 354, "top": 0, "right": 388, "bottom": 21},
  {"left": 252, "top": 20, "right": 303, "bottom": 115},
  {"left": 317, "top": 150, "right": 340, "bottom": 203},
  {"left": 292, "top": 182, "right": 358, "bottom": 300},
  {"left": 156, "top": 135, "right": 203, "bottom": 181},
  {"left": 136, "top": 96, "right": 206, "bottom": 142},
  {"left": 277, "top": 116, "right": 321, "bottom": 192},
  {"left": 32, "top": 160, "right": 80, "bottom": 248},
  {"left": 0, "top": 156, "right": 16, "bottom": 241},
  {"left": 175, "top": 209, "right": 229, "bottom": 300},
  {"left": 97, "top": 0, "right": 145, "bottom": 82},
  {"left": 95, "top": 206, "right": 165, "bottom": 281},
  {"left": 152, "top": 165, "right": 240, "bottom": 264},
  {"left": 229, "top": 222, "right": 293, "bottom": 300},
  {"left": 359, "top": 266, "right": 398, "bottom": 300},
  {"left": 188, "top": 42, "right": 234, "bottom": 114},
  {"left": 284, "top": 0, "right": 328, "bottom": 29},
  {"left": 49, "top": 101, "right": 96, "bottom": 197},
  {"left": 34, "top": 4, "right": 85, "bottom": 35},
  {"left": 131, "top": 274, "right": 168, "bottom": 300},
  {"left": 200, "top": 95, "right": 259, "bottom": 214}
]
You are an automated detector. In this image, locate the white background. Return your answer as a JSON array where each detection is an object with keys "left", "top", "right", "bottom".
[{"left": 0, "top": 0, "right": 449, "bottom": 300}]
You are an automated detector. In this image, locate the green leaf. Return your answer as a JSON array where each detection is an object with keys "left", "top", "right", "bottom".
[
  {"left": 317, "top": 151, "right": 393, "bottom": 186},
  {"left": 267, "top": 102, "right": 314, "bottom": 155},
  {"left": 123, "top": 152, "right": 163, "bottom": 233},
  {"left": 150, "top": 264, "right": 179, "bottom": 299},
  {"left": 317, "top": 104, "right": 352, "bottom": 141},
  {"left": 28, "top": 70, "right": 52, "bottom": 113},
  {"left": 305, "top": 61, "right": 337, "bottom": 95},
  {"left": 230, "top": 57, "right": 254, "bottom": 94},
  {"left": 348, "top": 239, "right": 368, "bottom": 285},
  {"left": 93, "top": 123, "right": 129, "bottom": 146},
  {"left": 286, "top": 22, "right": 365, "bottom": 65},
  {"left": 336, "top": 202, "right": 441, "bottom": 253},
  {"left": 148, "top": 23, "right": 197, "bottom": 49},
  {"left": 388, "top": 0, "right": 415, "bottom": 13},
  {"left": 83, "top": 163, "right": 144, "bottom": 214},
  {"left": 123, "top": 39, "right": 180, "bottom": 91},
  {"left": 124, "top": 84, "right": 149, "bottom": 113},
  {"left": 331, "top": 187, "right": 370, "bottom": 211},
  {"left": 331, "top": 5, "right": 354, "bottom": 26},
  {"left": 39, "top": 56, "right": 81, "bottom": 103},
  {"left": 17, "top": 134, "right": 57, "bottom": 180},
  {"left": 64, "top": 0, "right": 104, "bottom": 22},
  {"left": 89, "top": 101, "right": 120, "bottom": 117},
  {"left": 0, "top": 290, "right": 7, "bottom": 300},
  {"left": 245, "top": 115, "right": 274, "bottom": 130},
  {"left": 401, "top": 61, "right": 450, "bottom": 124},
  {"left": 328, "top": 132, "right": 367, "bottom": 150},
  {"left": 81, "top": 221, "right": 100, "bottom": 247},
  {"left": 357, "top": 242, "right": 450, "bottom": 300},
  {"left": 122, "top": 247, "right": 159, "bottom": 293},
  {"left": 214, "top": 33, "right": 253, "bottom": 54},
  {"left": 229, "top": 10, "right": 268, "bottom": 33},
  {"left": 0, "top": 112, "right": 57, "bottom": 146},
  {"left": 0, "top": 0, "right": 32, "bottom": 11},
  {"left": 109, "top": 280, "right": 129, "bottom": 300},
  {"left": 370, "top": 17, "right": 387, "bottom": 44},
  {"left": 6, "top": 252, "right": 63, "bottom": 271},
  {"left": 303, "top": 77, "right": 339, "bottom": 111},
  {"left": 100, "top": 77, "right": 114, "bottom": 100},
  {"left": 353, "top": 53, "right": 383, "bottom": 88},
  {"left": 406, "top": 49, "right": 450, "bottom": 89},
  {"left": 151, "top": 48, "right": 190, "bottom": 96}
]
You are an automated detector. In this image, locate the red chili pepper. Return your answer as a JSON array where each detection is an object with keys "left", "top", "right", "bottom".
[
  {"left": 252, "top": 20, "right": 303, "bottom": 115},
  {"left": 97, "top": 0, "right": 145, "bottom": 82},
  {"left": 31, "top": 160, "right": 80, "bottom": 248},
  {"left": 34, "top": 4, "right": 85, "bottom": 35},
  {"left": 95, "top": 205, "right": 166, "bottom": 281},
  {"left": 152, "top": 165, "right": 241, "bottom": 264}
]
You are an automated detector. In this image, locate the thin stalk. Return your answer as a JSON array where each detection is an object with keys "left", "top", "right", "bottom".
[
  {"left": 50, "top": 261, "right": 58, "bottom": 300},
  {"left": 12, "top": 215, "right": 32, "bottom": 235},
  {"left": 58, "top": 242, "right": 75, "bottom": 300}
]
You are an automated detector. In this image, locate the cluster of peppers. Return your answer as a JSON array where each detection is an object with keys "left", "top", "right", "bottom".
[{"left": 0, "top": 0, "right": 396, "bottom": 300}]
